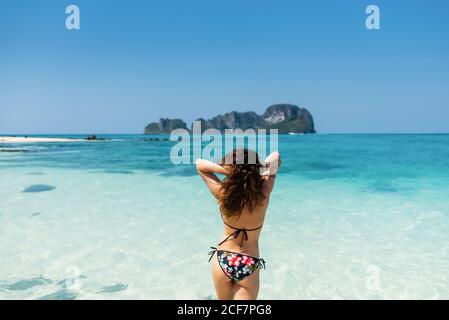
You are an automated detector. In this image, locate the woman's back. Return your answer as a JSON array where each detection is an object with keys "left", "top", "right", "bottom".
[
  {"left": 196, "top": 148, "right": 280, "bottom": 300},
  {"left": 218, "top": 181, "right": 273, "bottom": 255}
]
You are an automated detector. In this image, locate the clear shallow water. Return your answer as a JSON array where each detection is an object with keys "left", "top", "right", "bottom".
[{"left": 1, "top": 134, "right": 449, "bottom": 299}]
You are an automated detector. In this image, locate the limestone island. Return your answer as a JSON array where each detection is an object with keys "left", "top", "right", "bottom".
[{"left": 144, "top": 104, "right": 316, "bottom": 134}]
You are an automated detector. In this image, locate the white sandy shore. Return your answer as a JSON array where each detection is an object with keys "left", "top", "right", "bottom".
[{"left": 0, "top": 136, "right": 84, "bottom": 143}]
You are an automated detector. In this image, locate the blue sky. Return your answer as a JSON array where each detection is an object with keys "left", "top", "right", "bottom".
[{"left": 0, "top": 0, "right": 448, "bottom": 133}]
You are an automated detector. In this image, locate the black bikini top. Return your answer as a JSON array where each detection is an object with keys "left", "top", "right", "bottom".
[{"left": 218, "top": 214, "right": 263, "bottom": 251}]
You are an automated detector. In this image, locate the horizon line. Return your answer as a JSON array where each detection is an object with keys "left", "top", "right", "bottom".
[{"left": 2, "top": 132, "right": 449, "bottom": 136}]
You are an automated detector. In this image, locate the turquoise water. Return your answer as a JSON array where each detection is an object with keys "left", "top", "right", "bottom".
[{"left": 1, "top": 134, "right": 449, "bottom": 299}]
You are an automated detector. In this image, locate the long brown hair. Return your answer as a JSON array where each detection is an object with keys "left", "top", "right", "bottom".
[{"left": 218, "top": 148, "right": 265, "bottom": 218}]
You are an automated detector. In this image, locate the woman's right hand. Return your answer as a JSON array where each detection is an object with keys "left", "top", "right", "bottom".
[{"left": 261, "top": 152, "right": 281, "bottom": 176}]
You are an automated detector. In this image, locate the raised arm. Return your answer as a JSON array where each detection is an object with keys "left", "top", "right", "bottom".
[
  {"left": 261, "top": 151, "right": 281, "bottom": 195},
  {"left": 195, "top": 159, "right": 229, "bottom": 198}
]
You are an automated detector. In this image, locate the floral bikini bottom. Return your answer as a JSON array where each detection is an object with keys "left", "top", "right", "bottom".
[{"left": 209, "top": 247, "right": 266, "bottom": 282}]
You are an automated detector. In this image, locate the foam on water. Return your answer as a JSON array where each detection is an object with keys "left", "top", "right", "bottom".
[{"left": 1, "top": 134, "right": 449, "bottom": 299}]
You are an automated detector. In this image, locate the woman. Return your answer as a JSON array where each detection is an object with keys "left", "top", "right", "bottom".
[{"left": 196, "top": 148, "right": 280, "bottom": 300}]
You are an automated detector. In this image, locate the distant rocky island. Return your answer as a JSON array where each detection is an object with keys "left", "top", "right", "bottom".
[{"left": 144, "top": 104, "right": 316, "bottom": 134}]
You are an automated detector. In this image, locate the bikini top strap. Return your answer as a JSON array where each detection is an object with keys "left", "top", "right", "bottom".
[
  {"left": 220, "top": 214, "right": 263, "bottom": 231},
  {"left": 219, "top": 214, "right": 263, "bottom": 249},
  {"left": 217, "top": 229, "right": 248, "bottom": 249}
]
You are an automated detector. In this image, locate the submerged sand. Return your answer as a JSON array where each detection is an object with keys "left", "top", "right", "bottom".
[{"left": 0, "top": 136, "right": 84, "bottom": 143}]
